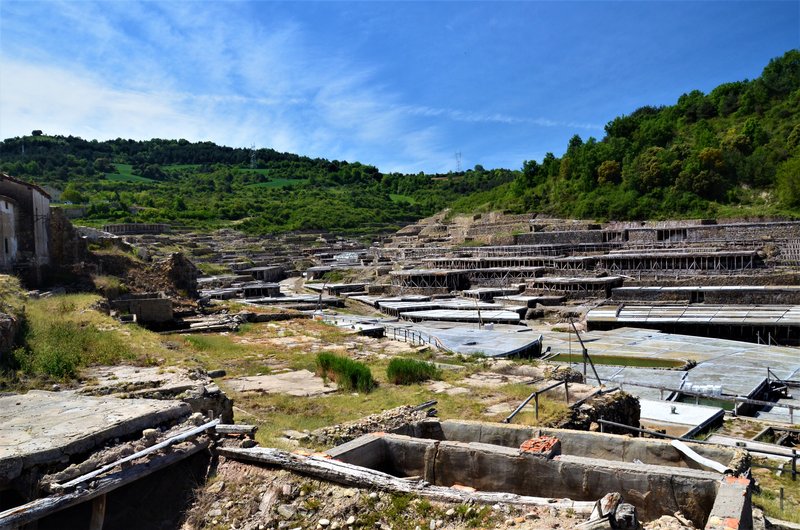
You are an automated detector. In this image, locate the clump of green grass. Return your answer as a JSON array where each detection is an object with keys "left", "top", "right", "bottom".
[
  {"left": 92, "top": 274, "right": 129, "bottom": 299},
  {"left": 386, "top": 357, "right": 441, "bottom": 385},
  {"left": 752, "top": 457, "right": 800, "bottom": 523},
  {"left": 315, "top": 352, "right": 375, "bottom": 393},
  {"left": 196, "top": 262, "right": 231, "bottom": 276}
]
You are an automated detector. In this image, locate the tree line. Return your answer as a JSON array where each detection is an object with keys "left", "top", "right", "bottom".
[{"left": 1, "top": 50, "right": 798, "bottom": 233}]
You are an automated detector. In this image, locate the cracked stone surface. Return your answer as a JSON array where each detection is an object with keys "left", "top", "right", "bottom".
[
  {"left": 223, "top": 369, "right": 337, "bottom": 396},
  {"left": 426, "top": 381, "right": 470, "bottom": 395},
  {"left": 0, "top": 390, "right": 189, "bottom": 483}
]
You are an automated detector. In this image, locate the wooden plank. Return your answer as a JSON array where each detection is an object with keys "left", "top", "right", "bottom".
[
  {"left": 218, "top": 446, "right": 595, "bottom": 513},
  {"left": 215, "top": 424, "right": 258, "bottom": 436},
  {"left": 670, "top": 440, "right": 730, "bottom": 474},
  {"left": 0, "top": 440, "right": 210, "bottom": 528}
]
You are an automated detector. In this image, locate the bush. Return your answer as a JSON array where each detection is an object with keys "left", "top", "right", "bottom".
[
  {"left": 386, "top": 358, "right": 441, "bottom": 385},
  {"left": 315, "top": 352, "right": 375, "bottom": 393}
]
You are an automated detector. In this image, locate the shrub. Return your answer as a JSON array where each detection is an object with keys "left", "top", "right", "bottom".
[
  {"left": 315, "top": 352, "right": 375, "bottom": 393},
  {"left": 386, "top": 358, "right": 441, "bottom": 385}
]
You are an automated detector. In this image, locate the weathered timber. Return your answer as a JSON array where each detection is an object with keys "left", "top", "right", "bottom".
[
  {"left": 89, "top": 494, "right": 106, "bottom": 530},
  {"left": 58, "top": 418, "right": 220, "bottom": 489},
  {"left": 217, "top": 446, "right": 595, "bottom": 513},
  {"left": 670, "top": 440, "right": 730, "bottom": 474},
  {"left": 215, "top": 424, "right": 258, "bottom": 437},
  {"left": 0, "top": 440, "right": 210, "bottom": 528}
]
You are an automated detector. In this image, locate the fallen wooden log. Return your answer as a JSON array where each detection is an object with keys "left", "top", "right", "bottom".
[{"left": 218, "top": 446, "right": 595, "bottom": 513}]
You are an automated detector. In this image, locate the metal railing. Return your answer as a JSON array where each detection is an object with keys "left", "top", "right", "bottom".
[
  {"left": 504, "top": 380, "right": 571, "bottom": 423},
  {"left": 596, "top": 419, "right": 798, "bottom": 481}
]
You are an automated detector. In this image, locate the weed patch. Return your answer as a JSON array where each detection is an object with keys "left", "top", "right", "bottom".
[
  {"left": 386, "top": 358, "right": 441, "bottom": 385},
  {"left": 315, "top": 352, "right": 375, "bottom": 393}
]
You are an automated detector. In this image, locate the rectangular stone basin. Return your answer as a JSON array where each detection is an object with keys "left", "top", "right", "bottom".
[{"left": 327, "top": 420, "right": 749, "bottom": 527}]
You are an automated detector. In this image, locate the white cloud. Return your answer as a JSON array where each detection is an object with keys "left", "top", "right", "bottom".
[
  {"left": 397, "top": 104, "right": 603, "bottom": 131},
  {"left": 0, "top": 1, "right": 557, "bottom": 172},
  {"left": 0, "top": 58, "right": 205, "bottom": 141}
]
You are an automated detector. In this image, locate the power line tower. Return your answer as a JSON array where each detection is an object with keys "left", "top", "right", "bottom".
[
  {"left": 454, "top": 151, "right": 462, "bottom": 173},
  {"left": 250, "top": 144, "right": 257, "bottom": 169}
]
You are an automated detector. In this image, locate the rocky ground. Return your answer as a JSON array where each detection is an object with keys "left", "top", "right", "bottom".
[{"left": 182, "top": 460, "right": 590, "bottom": 530}]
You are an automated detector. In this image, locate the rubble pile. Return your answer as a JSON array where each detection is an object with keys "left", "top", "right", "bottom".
[
  {"left": 557, "top": 390, "right": 641, "bottom": 435},
  {"left": 183, "top": 461, "right": 581, "bottom": 530},
  {"left": 125, "top": 252, "right": 199, "bottom": 299},
  {"left": 78, "top": 365, "right": 234, "bottom": 423},
  {"left": 310, "top": 405, "right": 432, "bottom": 446}
]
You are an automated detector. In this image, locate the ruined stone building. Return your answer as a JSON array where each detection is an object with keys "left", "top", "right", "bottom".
[{"left": 0, "top": 173, "right": 50, "bottom": 283}]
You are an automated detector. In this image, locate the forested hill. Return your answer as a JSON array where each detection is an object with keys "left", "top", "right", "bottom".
[
  {"left": 0, "top": 136, "right": 514, "bottom": 234},
  {"left": 1, "top": 49, "right": 799, "bottom": 234},
  {"left": 454, "top": 49, "right": 800, "bottom": 220}
]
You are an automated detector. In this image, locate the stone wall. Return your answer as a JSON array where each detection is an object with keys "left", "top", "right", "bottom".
[
  {"left": 613, "top": 286, "right": 800, "bottom": 304},
  {"left": 48, "top": 207, "right": 88, "bottom": 268},
  {"left": 111, "top": 296, "right": 174, "bottom": 323},
  {"left": 397, "top": 420, "right": 743, "bottom": 472},
  {"left": 515, "top": 230, "right": 605, "bottom": 246},
  {"left": 0, "top": 312, "right": 21, "bottom": 366},
  {"left": 330, "top": 430, "right": 724, "bottom": 526},
  {"left": 0, "top": 175, "right": 50, "bottom": 268}
]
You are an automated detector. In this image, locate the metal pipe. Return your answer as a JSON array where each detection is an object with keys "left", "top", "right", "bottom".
[{"left": 59, "top": 418, "right": 220, "bottom": 489}]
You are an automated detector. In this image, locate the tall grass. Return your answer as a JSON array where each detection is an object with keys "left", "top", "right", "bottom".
[
  {"left": 386, "top": 358, "right": 441, "bottom": 385},
  {"left": 315, "top": 352, "right": 375, "bottom": 393},
  {"left": 13, "top": 296, "right": 136, "bottom": 379}
]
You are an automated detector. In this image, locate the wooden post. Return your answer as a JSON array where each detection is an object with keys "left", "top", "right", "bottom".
[
  {"left": 89, "top": 494, "right": 106, "bottom": 530},
  {"left": 780, "top": 487, "right": 784, "bottom": 512},
  {"left": 534, "top": 394, "right": 539, "bottom": 421},
  {"left": 793, "top": 450, "right": 797, "bottom": 482},
  {"left": 564, "top": 381, "right": 570, "bottom": 403}
]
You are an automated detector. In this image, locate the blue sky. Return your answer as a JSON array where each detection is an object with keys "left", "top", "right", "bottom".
[{"left": 1, "top": 1, "right": 797, "bottom": 173}]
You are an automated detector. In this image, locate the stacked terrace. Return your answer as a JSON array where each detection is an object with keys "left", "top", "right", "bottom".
[{"left": 588, "top": 304, "right": 800, "bottom": 345}]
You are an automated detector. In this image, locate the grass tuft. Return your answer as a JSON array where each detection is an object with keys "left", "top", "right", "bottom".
[
  {"left": 315, "top": 352, "right": 375, "bottom": 393},
  {"left": 386, "top": 357, "right": 441, "bottom": 385}
]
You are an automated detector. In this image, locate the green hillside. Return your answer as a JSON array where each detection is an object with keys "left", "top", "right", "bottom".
[
  {"left": 0, "top": 135, "right": 513, "bottom": 235},
  {"left": 1, "top": 50, "right": 798, "bottom": 234},
  {"left": 453, "top": 49, "right": 800, "bottom": 220}
]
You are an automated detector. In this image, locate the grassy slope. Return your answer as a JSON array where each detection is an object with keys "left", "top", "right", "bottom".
[{"left": 106, "top": 163, "right": 154, "bottom": 183}]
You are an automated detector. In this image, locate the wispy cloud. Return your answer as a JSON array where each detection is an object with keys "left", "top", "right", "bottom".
[
  {"left": 0, "top": 1, "right": 611, "bottom": 172},
  {"left": 396, "top": 104, "right": 603, "bottom": 131}
]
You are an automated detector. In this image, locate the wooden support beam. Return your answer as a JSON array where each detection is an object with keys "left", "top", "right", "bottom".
[
  {"left": 218, "top": 446, "right": 595, "bottom": 513},
  {"left": 89, "top": 494, "right": 106, "bottom": 530}
]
